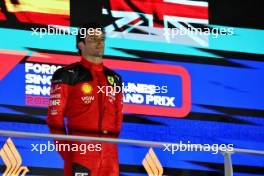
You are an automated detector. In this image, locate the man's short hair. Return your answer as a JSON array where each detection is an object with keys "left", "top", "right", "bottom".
[{"left": 76, "top": 22, "right": 105, "bottom": 55}]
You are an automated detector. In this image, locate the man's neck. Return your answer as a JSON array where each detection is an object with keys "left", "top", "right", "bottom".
[{"left": 83, "top": 55, "right": 102, "bottom": 64}]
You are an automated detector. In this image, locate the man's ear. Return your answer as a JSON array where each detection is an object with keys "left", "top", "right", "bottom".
[{"left": 77, "top": 42, "right": 85, "bottom": 51}]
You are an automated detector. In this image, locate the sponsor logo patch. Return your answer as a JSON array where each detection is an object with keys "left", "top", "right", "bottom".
[
  {"left": 81, "top": 83, "right": 93, "bottom": 94},
  {"left": 81, "top": 96, "right": 95, "bottom": 104}
]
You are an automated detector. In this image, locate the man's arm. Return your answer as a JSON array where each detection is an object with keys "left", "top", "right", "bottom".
[
  {"left": 47, "top": 69, "right": 71, "bottom": 160},
  {"left": 115, "top": 91, "right": 123, "bottom": 135},
  {"left": 115, "top": 76, "right": 123, "bottom": 136}
]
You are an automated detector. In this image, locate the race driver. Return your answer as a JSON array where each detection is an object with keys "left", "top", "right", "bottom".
[{"left": 47, "top": 23, "right": 123, "bottom": 176}]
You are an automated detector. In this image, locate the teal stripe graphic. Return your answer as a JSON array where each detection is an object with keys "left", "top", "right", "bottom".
[{"left": 1, "top": 26, "right": 264, "bottom": 58}]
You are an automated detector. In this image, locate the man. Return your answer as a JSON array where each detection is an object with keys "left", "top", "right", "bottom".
[{"left": 47, "top": 23, "right": 123, "bottom": 176}]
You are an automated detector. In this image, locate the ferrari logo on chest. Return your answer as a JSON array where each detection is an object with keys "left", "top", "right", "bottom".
[{"left": 107, "top": 76, "right": 114, "bottom": 85}]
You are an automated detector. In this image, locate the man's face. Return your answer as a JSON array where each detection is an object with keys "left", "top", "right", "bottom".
[{"left": 78, "top": 29, "right": 105, "bottom": 57}]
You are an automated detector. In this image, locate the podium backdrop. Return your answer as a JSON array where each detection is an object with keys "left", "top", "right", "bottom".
[{"left": 0, "top": 0, "right": 263, "bottom": 175}]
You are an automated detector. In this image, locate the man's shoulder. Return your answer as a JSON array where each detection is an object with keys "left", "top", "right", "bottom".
[
  {"left": 51, "top": 62, "right": 83, "bottom": 84},
  {"left": 103, "top": 66, "right": 123, "bottom": 85}
]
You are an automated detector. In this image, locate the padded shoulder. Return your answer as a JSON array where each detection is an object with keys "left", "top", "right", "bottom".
[
  {"left": 103, "top": 66, "right": 123, "bottom": 87},
  {"left": 51, "top": 62, "right": 93, "bottom": 85}
]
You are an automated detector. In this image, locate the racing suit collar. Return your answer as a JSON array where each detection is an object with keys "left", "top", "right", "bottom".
[{"left": 80, "top": 57, "right": 104, "bottom": 71}]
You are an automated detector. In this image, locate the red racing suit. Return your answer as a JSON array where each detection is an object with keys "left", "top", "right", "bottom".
[{"left": 47, "top": 57, "right": 123, "bottom": 176}]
